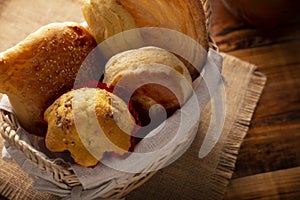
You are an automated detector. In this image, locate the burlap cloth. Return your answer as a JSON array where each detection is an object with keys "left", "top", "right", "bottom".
[{"left": 0, "top": 0, "right": 267, "bottom": 199}]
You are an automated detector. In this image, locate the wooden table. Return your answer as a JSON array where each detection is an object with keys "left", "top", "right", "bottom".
[
  {"left": 0, "top": 1, "right": 299, "bottom": 199},
  {"left": 210, "top": 1, "right": 300, "bottom": 199}
]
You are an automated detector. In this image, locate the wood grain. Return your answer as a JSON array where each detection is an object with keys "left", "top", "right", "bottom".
[
  {"left": 0, "top": 0, "right": 299, "bottom": 199},
  {"left": 211, "top": 0, "right": 300, "bottom": 199},
  {"left": 211, "top": 0, "right": 300, "bottom": 52},
  {"left": 225, "top": 167, "right": 300, "bottom": 200},
  {"left": 231, "top": 40, "right": 300, "bottom": 178}
]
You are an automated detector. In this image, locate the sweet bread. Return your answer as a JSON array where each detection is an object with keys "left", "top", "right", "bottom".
[{"left": 44, "top": 87, "right": 136, "bottom": 167}]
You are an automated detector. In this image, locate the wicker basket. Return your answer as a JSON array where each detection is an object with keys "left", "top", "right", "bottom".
[{"left": 0, "top": 0, "right": 218, "bottom": 199}]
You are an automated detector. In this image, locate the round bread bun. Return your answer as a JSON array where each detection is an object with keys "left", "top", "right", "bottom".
[
  {"left": 103, "top": 46, "right": 193, "bottom": 127},
  {"left": 82, "top": 0, "right": 209, "bottom": 80},
  {"left": 0, "top": 22, "right": 97, "bottom": 136},
  {"left": 44, "top": 87, "right": 136, "bottom": 167}
]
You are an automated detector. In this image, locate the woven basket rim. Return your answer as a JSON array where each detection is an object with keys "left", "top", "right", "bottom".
[
  {"left": 0, "top": 110, "right": 81, "bottom": 187},
  {"left": 0, "top": 0, "right": 217, "bottom": 198}
]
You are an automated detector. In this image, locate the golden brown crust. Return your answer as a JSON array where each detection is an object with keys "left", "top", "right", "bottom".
[
  {"left": 44, "top": 88, "right": 135, "bottom": 167},
  {"left": 118, "top": 0, "right": 209, "bottom": 80},
  {"left": 0, "top": 22, "right": 97, "bottom": 136},
  {"left": 82, "top": 0, "right": 137, "bottom": 44},
  {"left": 117, "top": 0, "right": 209, "bottom": 50},
  {"left": 82, "top": 0, "right": 209, "bottom": 80},
  {"left": 103, "top": 46, "right": 192, "bottom": 85},
  {"left": 103, "top": 47, "right": 193, "bottom": 126}
]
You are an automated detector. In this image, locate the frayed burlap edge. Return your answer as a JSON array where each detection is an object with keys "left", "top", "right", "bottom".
[{"left": 208, "top": 55, "right": 267, "bottom": 200}]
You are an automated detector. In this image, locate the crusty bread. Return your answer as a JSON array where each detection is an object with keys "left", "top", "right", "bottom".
[
  {"left": 0, "top": 22, "right": 97, "bottom": 136},
  {"left": 82, "top": 0, "right": 137, "bottom": 44},
  {"left": 103, "top": 46, "right": 193, "bottom": 127},
  {"left": 117, "top": 0, "right": 209, "bottom": 50},
  {"left": 44, "top": 87, "right": 136, "bottom": 167},
  {"left": 82, "top": 0, "right": 208, "bottom": 49},
  {"left": 82, "top": 0, "right": 209, "bottom": 80},
  {"left": 104, "top": 46, "right": 192, "bottom": 86}
]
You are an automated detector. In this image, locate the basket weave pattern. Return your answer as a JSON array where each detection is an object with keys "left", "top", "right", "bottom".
[{"left": 0, "top": 0, "right": 217, "bottom": 198}]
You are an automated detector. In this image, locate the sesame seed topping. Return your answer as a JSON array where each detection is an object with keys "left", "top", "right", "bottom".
[{"left": 70, "top": 141, "right": 75, "bottom": 147}]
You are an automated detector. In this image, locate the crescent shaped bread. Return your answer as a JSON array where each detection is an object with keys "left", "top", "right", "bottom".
[
  {"left": 103, "top": 46, "right": 193, "bottom": 126},
  {"left": 0, "top": 22, "right": 97, "bottom": 136},
  {"left": 44, "top": 87, "right": 136, "bottom": 167}
]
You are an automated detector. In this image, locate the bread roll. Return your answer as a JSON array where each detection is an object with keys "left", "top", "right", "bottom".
[
  {"left": 103, "top": 46, "right": 192, "bottom": 127},
  {"left": 0, "top": 22, "right": 97, "bottom": 136},
  {"left": 44, "top": 87, "right": 136, "bottom": 167},
  {"left": 82, "top": 0, "right": 209, "bottom": 80}
]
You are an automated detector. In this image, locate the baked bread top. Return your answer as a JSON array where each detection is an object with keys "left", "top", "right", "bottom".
[
  {"left": 117, "top": 0, "right": 209, "bottom": 50},
  {"left": 82, "top": 0, "right": 137, "bottom": 44},
  {"left": 82, "top": 0, "right": 208, "bottom": 50},
  {"left": 44, "top": 87, "right": 136, "bottom": 167},
  {"left": 0, "top": 22, "right": 97, "bottom": 136},
  {"left": 103, "top": 46, "right": 193, "bottom": 127},
  {"left": 104, "top": 46, "right": 192, "bottom": 86},
  {"left": 82, "top": 0, "right": 209, "bottom": 80}
]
